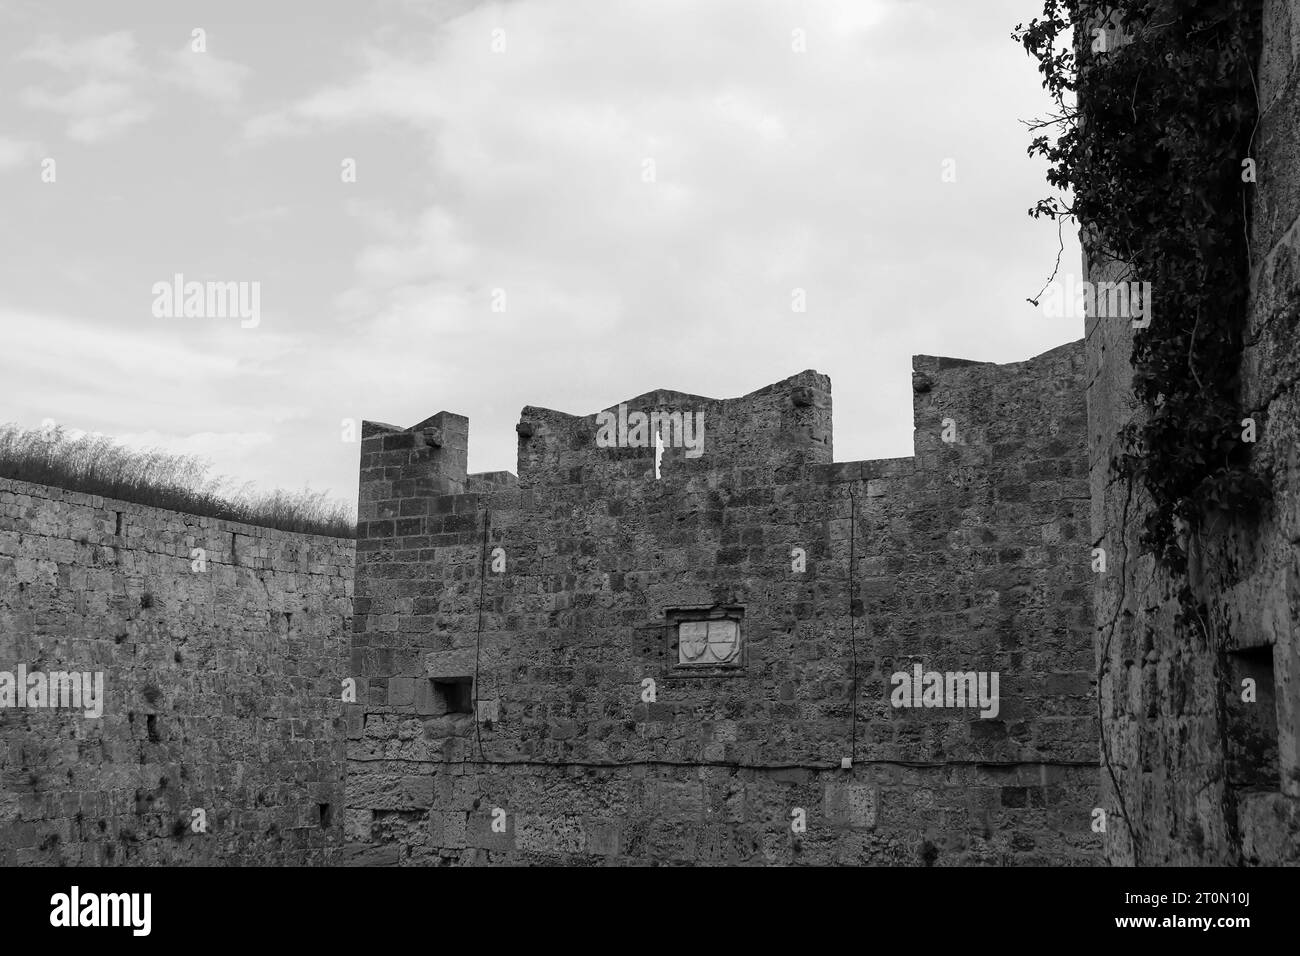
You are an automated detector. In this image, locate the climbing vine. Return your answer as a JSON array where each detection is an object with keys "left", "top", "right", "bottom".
[{"left": 1014, "top": 0, "right": 1266, "bottom": 576}]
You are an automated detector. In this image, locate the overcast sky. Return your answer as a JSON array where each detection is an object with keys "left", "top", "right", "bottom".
[{"left": 0, "top": 0, "right": 1083, "bottom": 511}]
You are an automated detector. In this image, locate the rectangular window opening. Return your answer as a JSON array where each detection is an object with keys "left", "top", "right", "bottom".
[
  {"left": 1226, "top": 645, "right": 1279, "bottom": 792},
  {"left": 433, "top": 677, "right": 474, "bottom": 715}
]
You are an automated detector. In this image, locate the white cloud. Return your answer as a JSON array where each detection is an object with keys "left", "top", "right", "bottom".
[
  {"left": 227, "top": 204, "right": 292, "bottom": 228},
  {"left": 1, "top": 308, "right": 238, "bottom": 393},
  {"left": 352, "top": 206, "right": 476, "bottom": 284},
  {"left": 18, "top": 31, "right": 148, "bottom": 142},
  {"left": 17, "top": 30, "right": 253, "bottom": 143},
  {"left": 240, "top": 108, "right": 304, "bottom": 144},
  {"left": 19, "top": 31, "right": 142, "bottom": 76},
  {"left": 20, "top": 81, "right": 152, "bottom": 142},
  {"left": 162, "top": 46, "right": 251, "bottom": 105},
  {"left": 0, "top": 136, "right": 43, "bottom": 170}
]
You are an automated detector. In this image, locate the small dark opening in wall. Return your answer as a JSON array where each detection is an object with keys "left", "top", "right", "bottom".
[
  {"left": 146, "top": 714, "right": 161, "bottom": 743},
  {"left": 231, "top": 532, "right": 238, "bottom": 565},
  {"left": 433, "top": 678, "right": 473, "bottom": 715},
  {"left": 1226, "top": 645, "right": 1279, "bottom": 791},
  {"left": 115, "top": 512, "right": 123, "bottom": 536},
  {"left": 319, "top": 803, "right": 332, "bottom": 828}
]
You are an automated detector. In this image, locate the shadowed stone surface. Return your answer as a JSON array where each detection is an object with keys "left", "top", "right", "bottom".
[{"left": 1087, "top": 0, "right": 1300, "bottom": 866}]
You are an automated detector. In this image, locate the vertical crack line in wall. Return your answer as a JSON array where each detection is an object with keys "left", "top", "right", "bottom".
[
  {"left": 473, "top": 506, "right": 490, "bottom": 763},
  {"left": 849, "top": 486, "right": 859, "bottom": 765}
]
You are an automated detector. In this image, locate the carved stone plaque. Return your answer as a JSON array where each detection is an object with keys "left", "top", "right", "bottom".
[{"left": 678, "top": 619, "right": 741, "bottom": 666}]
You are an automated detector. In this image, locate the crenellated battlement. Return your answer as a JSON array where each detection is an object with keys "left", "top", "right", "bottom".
[
  {"left": 347, "top": 340, "right": 1096, "bottom": 866},
  {"left": 357, "top": 340, "right": 1085, "bottom": 511}
]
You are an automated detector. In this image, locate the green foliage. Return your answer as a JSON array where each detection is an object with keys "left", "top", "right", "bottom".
[
  {"left": 0, "top": 423, "right": 355, "bottom": 538},
  {"left": 1015, "top": 0, "right": 1266, "bottom": 573}
]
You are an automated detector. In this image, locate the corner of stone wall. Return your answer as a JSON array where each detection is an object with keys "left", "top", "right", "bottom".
[{"left": 358, "top": 412, "right": 470, "bottom": 527}]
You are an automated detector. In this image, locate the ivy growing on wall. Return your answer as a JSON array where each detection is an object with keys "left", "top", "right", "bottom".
[{"left": 1015, "top": 0, "right": 1265, "bottom": 575}]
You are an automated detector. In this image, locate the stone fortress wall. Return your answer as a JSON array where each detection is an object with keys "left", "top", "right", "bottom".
[
  {"left": 346, "top": 341, "right": 1099, "bottom": 865},
  {"left": 1086, "top": 0, "right": 1300, "bottom": 865},
  {"left": 0, "top": 478, "right": 353, "bottom": 865}
]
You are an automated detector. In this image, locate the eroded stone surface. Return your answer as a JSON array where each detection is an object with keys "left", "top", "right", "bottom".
[
  {"left": 1087, "top": 0, "right": 1300, "bottom": 867},
  {"left": 0, "top": 479, "right": 353, "bottom": 865}
]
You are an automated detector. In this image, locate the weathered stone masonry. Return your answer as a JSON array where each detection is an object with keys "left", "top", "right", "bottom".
[
  {"left": 0, "top": 479, "right": 353, "bottom": 865},
  {"left": 1087, "top": 0, "right": 1300, "bottom": 865},
  {"left": 347, "top": 341, "right": 1098, "bottom": 865}
]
